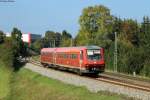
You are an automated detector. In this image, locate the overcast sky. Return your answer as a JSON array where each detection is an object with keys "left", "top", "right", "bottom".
[{"left": 0, "top": 0, "right": 150, "bottom": 37}]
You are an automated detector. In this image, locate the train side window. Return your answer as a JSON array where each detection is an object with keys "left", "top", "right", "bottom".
[
  {"left": 64, "top": 54, "right": 66, "bottom": 58},
  {"left": 71, "top": 54, "right": 77, "bottom": 59},
  {"left": 64, "top": 54, "right": 67, "bottom": 59},
  {"left": 65, "top": 54, "right": 67, "bottom": 59},
  {"left": 58, "top": 53, "right": 60, "bottom": 58},
  {"left": 66, "top": 54, "right": 68, "bottom": 59},
  {"left": 72, "top": 54, "right": 74, "bottom": 59},
  {"left": 67, "top": 54, "right": 69, "bottom": 59},
  {"left": 61, "top": 54, "right": 63, "bottom": 58},
  {"left": 74, "top": 54, "right": 77, "bottom": 59},
  {"left": 61, "top": 53, "right": 63, "bottom": 58},
  {"left": 71, "top": 54, "right": 73, "bottom": 59},
  {"left": 62, "top": 53, "right": 64, "bottom": 58}
]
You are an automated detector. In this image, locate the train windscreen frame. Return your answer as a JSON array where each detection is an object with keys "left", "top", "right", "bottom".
[{"left": 87, "top": 49, "right": 101, "bottom": 60}]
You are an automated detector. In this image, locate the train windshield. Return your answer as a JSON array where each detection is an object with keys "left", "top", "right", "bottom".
[{"left": 87, "top": 49, "right": 101, "bottom": 60}]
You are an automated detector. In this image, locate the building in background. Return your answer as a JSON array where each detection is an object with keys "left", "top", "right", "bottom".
[
  {"left": 6, "top": 32, "right": 42, "bottom": 46},
  {"left": 22, "top": 33, "right": 42, "bottom": 46}
]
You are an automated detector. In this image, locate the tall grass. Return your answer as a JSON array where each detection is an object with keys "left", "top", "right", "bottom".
[
  {"left": 8, "top": 68, "right": 131, "bottom": 100},
  {"left": 0, "top": 62, "right": 11, "bottom": 100},
  {"left": 0, "top": 62, "right": 134, "bottom": 100}
]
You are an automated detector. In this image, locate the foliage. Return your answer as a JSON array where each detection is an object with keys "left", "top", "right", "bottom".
[
  {"left": 0, "top": 38, "right": 14, "bottom": 67},
  {"left": 141, "top": 58, "right": 150, "bottom": 77},
  {"left": 11, "top": 28, "right": 26, "bottom": 58},
  {"left": 76, "top": 5, "right": 150, "bottom": 77},
  {"left": 118, "top": 19, "right": 140, "bottom": 46},
  {"left": 42, "top": 31, "right": 62, "bottom": 47},
  {"left": 0, "top": 30, "right": 5, "bottom": 44},
  {"left": 41, "top": 30, "right": 72, "bottom": 48},
  {"left": 76, "top": 5, "right": 114, "bottom": 46},
  {"left": 139, "top": 16, "right": 150, "bottom": 52},
  {"left": 61, "top": 30, "right": 72, "bottom": 47},
  {"left": 138, "top": 16, "right": 150, "bottom": 76},
  {"left": 30, "top": 39, "right": 42, "bottom": 53},
  {"left": 0, "top": 27, "right": 28, "bottom": 70}
]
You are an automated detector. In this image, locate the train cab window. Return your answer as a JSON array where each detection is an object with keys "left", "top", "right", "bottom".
[{"left": 87, "top": 50, "right": 101, "bottom": 60}]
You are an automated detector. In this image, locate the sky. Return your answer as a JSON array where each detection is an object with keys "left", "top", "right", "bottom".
[{"left": 0, "top": 0, "right": 150, "bottom": 37}]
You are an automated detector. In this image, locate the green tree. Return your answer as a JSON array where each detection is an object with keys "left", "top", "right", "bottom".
[
  {"left": 55, "top": 32, "right": 62, "bottom": 47},
  {"left": 61, "top": 30, "right": 72, "bottom": 47},
  {"left": 0, "top": 37, "right": 14, "bottom": 67},
  {"left": 62, "top": 30, "right": 72, "bottom": 39},
  {"left": 140, "top": 16, "right": 150, "bottom": 50},
  {"left": 0, "top": 30, "right": 5, "bottom": 44},
  {"left": 31, "top": 39, "right": 42, "bottom": 53},
  {"left": 118, "top": 19, "right": 140, "bottom": 46},
  {"left": 139, "top": 16, "right": 150, "bottom": 76},
  {"left": 11, "top": 28, "right": 24, "bottom": 63},
  {"left": 77, "top": 5, "right": 114, "bottom": 46},
  {"left": 43, "top": 31, "right": 62, "bottom": 47},
  {"left": 45, "top": 30, "right": 56, "bottom": 47}
]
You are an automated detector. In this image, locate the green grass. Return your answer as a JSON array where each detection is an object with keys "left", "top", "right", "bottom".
[
  {"left": 0, "top": 63, "right": 134, "bottom": 100},
  {"left": 9, "top": 68, "right": 133, "bottom": 100},
  {"left": 0, "top": 62, "right": 11, "bottom": 100},
  {"left": 31, "top": 55, "right": 40, "bottom": 61}
]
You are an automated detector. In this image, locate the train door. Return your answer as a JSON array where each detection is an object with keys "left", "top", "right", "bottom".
[
  {"left": 80, "top": 50, "right": 83, "bottom": 68},
  {"left": 53, "top": 50, "right": 56, "bottom": 66}
]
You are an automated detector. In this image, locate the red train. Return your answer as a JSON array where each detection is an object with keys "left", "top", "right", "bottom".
[{"left": 40, "top": 46, "right": 105, "bottom": 75}]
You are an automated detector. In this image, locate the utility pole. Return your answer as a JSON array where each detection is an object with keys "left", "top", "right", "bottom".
[
  {"left": 71, "top": 39, "right": 73, "bottom": 47},
  {"left": 114, "top": 32, "right": 117, "bottom": 72},
  {"left": 53, "top": 40, "right": 55, "bottom": 47},
  {"left": 50, "top": 41, "right": 52, "bottom": 47}
]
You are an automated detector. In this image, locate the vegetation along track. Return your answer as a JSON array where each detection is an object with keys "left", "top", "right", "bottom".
[{"left": 28, "top": 59, "right": 150, "bottom": 92}]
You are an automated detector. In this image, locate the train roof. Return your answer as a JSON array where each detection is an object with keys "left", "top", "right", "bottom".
[
  {"left": 41, "top": 46, "right": 101, "bottom": 53},
  {"left": 41, "top": 48, "right": 56, "bottom": 52}
]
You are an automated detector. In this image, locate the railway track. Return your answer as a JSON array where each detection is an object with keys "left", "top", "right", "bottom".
[{"left": 28, "top": 59, "right": 150, "bottom": 92}]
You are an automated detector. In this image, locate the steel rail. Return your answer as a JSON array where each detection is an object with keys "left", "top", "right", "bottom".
[{"left": 28, "top": 60, "right": 150, "bottom": 92}]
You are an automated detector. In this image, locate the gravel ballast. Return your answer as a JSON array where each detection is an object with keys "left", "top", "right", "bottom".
[{"left": 25, "top": 63, "right": 150, "bottom": 100}]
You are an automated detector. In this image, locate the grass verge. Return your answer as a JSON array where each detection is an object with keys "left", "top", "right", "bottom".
[
  {"left": 0, "top": 62, "right": 135, "bottom": 100},
  {"left": 8, "top": 68, "right": 135, "bottom": 100},
  {"left": 0, "top": 62, "right": 11, "bottom": 100}
]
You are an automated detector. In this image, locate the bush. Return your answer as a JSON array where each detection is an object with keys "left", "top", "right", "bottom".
[
  {"left": 0, "top": 38, "right": 14, "bottom": 68},
  {"left": 127, "top": 48, "right": 145, "bottom": 74},
  {"left": 105, "top": 40, "right": 148, "bottom": 76},
  {"left": 140, "top": 55, "right": 150, "bottom": 77}
]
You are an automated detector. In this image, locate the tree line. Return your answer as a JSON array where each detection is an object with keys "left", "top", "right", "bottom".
[
  {"left": 30, "top": 30, "right": 72, "bottom": 53},
  {"left": 75, "top": 5, "right": 150, "bottom": 77},
  {"left": 0, "top": 28, "right": 73, "bottom": 70}
]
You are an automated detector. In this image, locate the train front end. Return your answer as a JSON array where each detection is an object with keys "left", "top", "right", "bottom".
[{"left": 81, "top": 46, "right": 105, "bottom": 74}]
